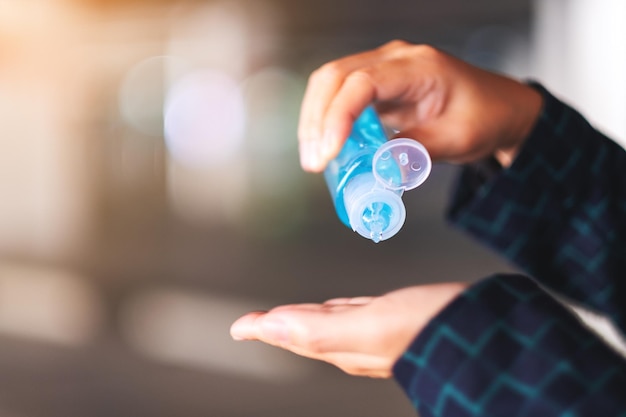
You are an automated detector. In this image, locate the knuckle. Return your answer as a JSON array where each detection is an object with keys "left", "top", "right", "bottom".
[
  {"left": 298, "top": 331, "right": 329, "bottom": 354},
  {"left": 380, "top": 41, "right": 444, "bottom": 64},
  {"left": 312, "top": 61, "right": 344, "bottom": 82},
  {"left": 380, "top": 39, "right": 410, "bottom": 50},
  {"left": 413, "top": 43, "right": 437, "bottom": 53},
  {"left": 411, "top": 44, "right": 441, "bottom": 59},
  {"left": 345, "top": 68, "right": 374, "bottom": 86}
]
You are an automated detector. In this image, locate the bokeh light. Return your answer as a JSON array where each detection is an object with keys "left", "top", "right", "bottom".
[
  {"left": 119, "top": 55, "right": 182, "bottom": 137},
  {"left": 164, "top": 69, "right": 246, "bottom": 168}
]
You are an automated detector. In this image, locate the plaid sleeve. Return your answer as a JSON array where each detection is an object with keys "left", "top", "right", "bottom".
[
  {"left": 393, "top": 274, "right": 626, "bottom": 417},
  {"left": 447, "top": 82, "right": 626, "bottom": 333}
]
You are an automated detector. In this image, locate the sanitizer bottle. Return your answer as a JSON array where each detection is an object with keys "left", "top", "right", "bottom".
[{"left": 324, "top": 106, "right": 431, "bottom": 243}]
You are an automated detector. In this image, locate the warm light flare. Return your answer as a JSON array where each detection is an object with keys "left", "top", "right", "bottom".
[{"left": 164, "top": 70, "right": 246, "bottom": 168}]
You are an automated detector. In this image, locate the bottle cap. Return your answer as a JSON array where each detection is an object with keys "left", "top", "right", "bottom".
[
  {"left": 343, "top": 173, "right": 406, "bottom": 243},
  {"left": 372, "top": 138, "right": 432, "bottom": 192}
]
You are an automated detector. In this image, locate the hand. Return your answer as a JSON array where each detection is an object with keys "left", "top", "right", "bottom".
[
  {"left": 230, "top": 282, "right": 468, "bottom": 378},
  {"left": 298, "top": 40, "right": 542, "bottom": 172}
]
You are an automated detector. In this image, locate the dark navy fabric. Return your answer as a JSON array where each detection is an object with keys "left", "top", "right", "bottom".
[{"left": 393, "top": 84, "right": 626, "bottom": 416}]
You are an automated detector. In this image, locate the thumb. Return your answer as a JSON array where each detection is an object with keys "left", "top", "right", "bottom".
[
  {"left": 230, "top": 312, "right": 294, "bottom": 347},
  {"left": 258, "top": 309, "right": 347, "bottom": 354},
  {"left": 232, "top": 307, "right": 362, "bottom": 358}
]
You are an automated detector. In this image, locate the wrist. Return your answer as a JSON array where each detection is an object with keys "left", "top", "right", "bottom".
[{"left": 495, "top": 81, "right": 543, "bottom": 168}]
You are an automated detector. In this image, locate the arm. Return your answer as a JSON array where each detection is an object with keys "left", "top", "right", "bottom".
[
  {"left": 394, "top": 274, "right": 626, "bottom": 417},
  {"left": 299, "top": 39, "right": 626, "bottom": 333},
  {"left": 232, "top": 43, "right": 626, "bottom": 417},
  {"left": 230, "top": 275, "right": 626, "bottom": 416},
  {"left": 447, "top": 83, "right": 626, "bottom": 333}
]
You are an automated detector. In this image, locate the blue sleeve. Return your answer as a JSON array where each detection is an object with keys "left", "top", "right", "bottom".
[
  {"left": 392, "top": 83, "right": 626, "bottom": 416},
  {"left": 447, "top": 82, "right": 626, "bottom": 332},
  {"left": 393, "top": 274, "right": 626, "bottom": 417}
]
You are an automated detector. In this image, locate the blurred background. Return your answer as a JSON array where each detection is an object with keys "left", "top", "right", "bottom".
[{"left": 1, "top": 0, "right": 625, "bottom": 416}]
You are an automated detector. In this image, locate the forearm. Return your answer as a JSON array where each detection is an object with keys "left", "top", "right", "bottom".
[
  {"left": 447, "top": 82, "right": 626, "bottom": 332},
  {"left": 393, "top": 274, "right": 626, "bottom": 417}
]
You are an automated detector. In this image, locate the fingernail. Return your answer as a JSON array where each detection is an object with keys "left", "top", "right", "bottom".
[
  {"left": 260, "top": 317, "right": 289, "bottom": 343},
  {"left": 309, "top": 143, "right": 321, "bottom": 170},
  {"left": 299, "top": 142, "right": 314, "bottom": 170},
  {"left": 300, "top": 142, "right": 320, "bottom": 170},
  {"left": 230, "top": 321, "right": 249, "bottom": 341}
]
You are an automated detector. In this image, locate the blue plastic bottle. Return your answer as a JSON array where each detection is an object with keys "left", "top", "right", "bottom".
[{"left": 324, "top": 106, "right": 431, "bottom": 242}]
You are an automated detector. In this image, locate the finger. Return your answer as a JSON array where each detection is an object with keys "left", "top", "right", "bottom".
[
  {"left": 375, "top": 102, "right": 421, "bottom": 130},
  {"left": 231, "top": 304, "right": 331, "bottom": 342},
  {"left": 322, "top": 297, "right": 352, "bottom": 305},
  {"left": 230, "top": 310, "right": 320, "bottom": 348},
  {"left": 298, "top": 66, "right": 346, "bottom": 172},
  {"left": 270, "top": 303, "right": 326, "bottom": 312},
  {"left": 298, "top": 43, "right": 409, "bottom": 172},
  {"left": 321, "top": 57, "right": 431, "bottom": 166},
  {"left": 230, "top": 311, "right": 266, "bottom": 341},
  {"left": 323, "top": 296, "right": 375, "bottom": 306},
  {"left": 257, "top": 305, "right": 375, "bottom": 356}
]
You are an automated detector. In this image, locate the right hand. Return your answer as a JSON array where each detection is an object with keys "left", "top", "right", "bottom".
[{"left": 298, "top": 40, "right": 543, "bottom": 172}]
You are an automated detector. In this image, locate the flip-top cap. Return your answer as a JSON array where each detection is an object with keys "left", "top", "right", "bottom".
[{"left": 372, "top": 138, "right": 432, "bottom": 191}]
